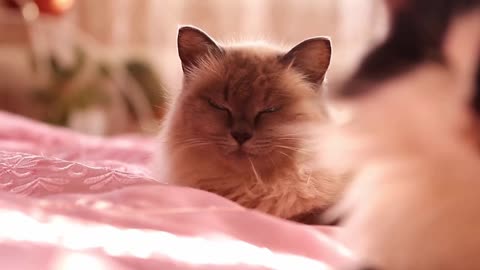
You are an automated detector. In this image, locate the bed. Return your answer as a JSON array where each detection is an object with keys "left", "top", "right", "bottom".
[{"left": 0, "top": 111, "right": 352, "bottom": 269}]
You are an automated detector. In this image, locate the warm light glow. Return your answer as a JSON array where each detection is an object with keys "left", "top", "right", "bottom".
[
  {"left": 311, "top": 228, "right": 354, "bottom": 259},
  {"left": 21, "top": 2, "right": 39, "bottom": 22},
  {"left": 53, "top": 253, "right": 107, "bottom": 270},
  {"left": 0, "top": 209, "right": 333, "bottom": 269},
  {"left": 53, "top": 0, "right": 74, "bottom": 10}
]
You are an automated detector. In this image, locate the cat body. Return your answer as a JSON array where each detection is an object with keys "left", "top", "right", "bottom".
[
  {"left": 153, "top": 26, "right": 346, "bottom": 221},
  {"left": 324, "top": 0, "right": 480, "bottom": 269}
]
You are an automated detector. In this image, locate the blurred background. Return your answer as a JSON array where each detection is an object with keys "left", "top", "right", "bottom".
[{"left": 0, "top": 0, "right": 387, "bottom": 136}]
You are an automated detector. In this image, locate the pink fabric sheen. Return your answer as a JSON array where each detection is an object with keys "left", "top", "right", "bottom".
[{"left": 0, "top": 110, "right": 352, "bottom": 269}]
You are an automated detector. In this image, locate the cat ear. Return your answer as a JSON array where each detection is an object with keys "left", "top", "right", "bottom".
[
  {"left": 177, "top": 26, "right": 223, "bottom": 73},
  {"left": 281, "top": 37, "right": 332, "bottom": 84}
]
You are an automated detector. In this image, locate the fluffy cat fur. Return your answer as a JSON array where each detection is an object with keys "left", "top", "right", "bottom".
[
  {"left": 153, "top": 26, "right": 347, "bottom": 222},
  {"left": 322, "top": 1, "right": 480, "bottom": 269}
]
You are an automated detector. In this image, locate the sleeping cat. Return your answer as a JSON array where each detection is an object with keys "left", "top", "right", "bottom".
[
  {"left": 322, "top": 0, "right": 480, "bottom": 269},
  {"left": 153, "top": 26, "right": 347, "bottom": 222}
]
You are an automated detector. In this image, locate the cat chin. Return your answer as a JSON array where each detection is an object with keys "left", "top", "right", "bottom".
[
  {"left": 215, "top": 149, "right": 282, "bottom": 173},
  {"left": 226, "top": 149, "right": 252, "bottom": 159},
  {"left": 220, "top": 145, "right": 274, "bottom": 159},
  {"left": 221, "top": 150, "right": 262, "bottom": 164}
]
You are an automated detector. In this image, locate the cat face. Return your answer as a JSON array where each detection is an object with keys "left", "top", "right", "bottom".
[{"left": 167, "top": 26, "right": 331, "bottom": 172}]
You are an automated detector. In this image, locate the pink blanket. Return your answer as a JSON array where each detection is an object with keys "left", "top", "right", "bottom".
[{"left": 0, "top": 111, "right": 352, "bottom": 269}]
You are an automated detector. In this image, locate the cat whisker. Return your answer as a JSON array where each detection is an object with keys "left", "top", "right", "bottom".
[
  {"left": 267, "top": 156, "right": 277, "bottom": 170},
  {"left": 276, "top": 135, "right": 316, "bottom": 140},
  {"left": 274, "top": 145, "right": 313, "bottom": 156},
  {"left": 275, "top": 145, "right": 309, "bottom": 151},
  {"left": 250, "top": 148, "right": 271, "bottom": 154},
  {"left": 275, "top": 135, "right": 314, "bottom": 139},
  {"left": 208, "top": 135, "right": 228, "bottom": 140},
  {"left": 180, "top": 142, "right": 211, "bottom": 148},
  {"left": 172, "top": 136, "right": 226, "bottom": 148},
  {"left": 274, "top": 138, "right": 304, "bottom": 143},
  {"left": 276, "top": 131, "right": 309, "bottom": 135},
  {"left": 276, "top": 149, "right": 306, "bottom": 172},
  {"left": 253, "top": 139, "right": 274, "bottom": 144},
  {"left": 276, "top": 150, "right": 296, "bottom": 161},
  {"left": 177, "top": 142, "right": 213, "bottom": 151},
  {"left": 216, "top": 142, "right": 237, "bottom": 147},
  {"left": 248, "top": 157, "right": 265, "bottom": 187},
  {"left": 252, "top": 142, "right": 272, "bottom": 147},
  {"left": 175, "top": 138, "right": 209, "bottom": 144},
  {"left": 173, "top": 142, "right": 208, "bottom": 149},
  {"left": 277, "top": 131, "right": 318, "bottom": 137}
]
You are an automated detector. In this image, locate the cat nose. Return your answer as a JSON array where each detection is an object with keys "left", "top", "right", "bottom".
[{"left": 230, "top": 131, "right": 252, "bottom": 145}]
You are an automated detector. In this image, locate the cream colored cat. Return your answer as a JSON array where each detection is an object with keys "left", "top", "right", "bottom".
[
  {"left": 153, "top": 26, "right": 346, "bottom": 222},
  {"left": 323, "top": 4, "right": 480, "bottom": 270}
]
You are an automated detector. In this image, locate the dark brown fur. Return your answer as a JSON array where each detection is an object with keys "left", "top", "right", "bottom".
[{"left": 337, "top": 0, "right": 479, "bottom": 99}]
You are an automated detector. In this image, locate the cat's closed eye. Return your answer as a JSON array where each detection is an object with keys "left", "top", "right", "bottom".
[
  {"left": 260, "top": 106, "right": 281, "bottom": 114},
  {"left": 255, "top": 106, "right": 281, "bottom": 123},
  {"left": 207, "top": 99, "right": 229, "bottom": 111}
]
